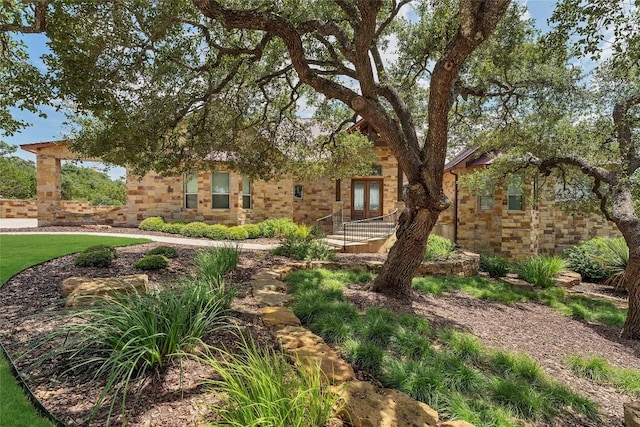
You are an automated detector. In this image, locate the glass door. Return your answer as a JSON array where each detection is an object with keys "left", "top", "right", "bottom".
[{"left": 351, "top": 178, "right": 383, "bottom": 220}]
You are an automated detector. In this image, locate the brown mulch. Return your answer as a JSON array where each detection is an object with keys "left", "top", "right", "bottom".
[{"left": 0, "top": 237, "right": 639, "bottom": 426}]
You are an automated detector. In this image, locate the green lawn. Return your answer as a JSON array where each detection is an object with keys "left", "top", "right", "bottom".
[{"left": 0, "top": 234, "right": 151, "bottom": 427}]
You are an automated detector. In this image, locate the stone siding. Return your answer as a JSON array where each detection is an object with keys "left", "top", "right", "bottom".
[
  {"left": 0, "top": 199, "right": 38, "bottom": 218},
  {"left": 437, "top": 166, "right": 621, "bottom": 259},
  {"left": 23, "top": 141, "right": 402, "bottom": 229}
]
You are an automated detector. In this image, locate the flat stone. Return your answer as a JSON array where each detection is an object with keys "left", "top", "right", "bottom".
[
  {"left": 251, "top": 271, "right": 281, "bottom": 281},
  {"left": 261, "top": 306, "right": 301, "bottom": 329},
  {"left": 275, "top": 326, "right": 355, "bottom": 383},
  {"left": 555, "top": 271, "right": 581, "bottom": 288},
  {"left": 625, "top": 401, "right": 640, "bottom": 427},
  {"left": 329, "top": 380, "right": 439, "bottom": 427},
  {"left": 254, "top": 291, "right": 293, "bottom": 306},
  {"left": 441, "top": 420, "right": 477, "bottom": 427},
  {"left": 250, "top": 278, "right": 288, "bottom": 293},
  {"left": 499, "top": 276, "right": 535, "bottom": 292},
  {"left": 64, "top": 274, "right": 149, "bottom": 307}
]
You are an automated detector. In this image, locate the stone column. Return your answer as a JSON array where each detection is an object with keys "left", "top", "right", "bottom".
[{"left": 36, "top": 152, "right": 61, "bottom": 226}]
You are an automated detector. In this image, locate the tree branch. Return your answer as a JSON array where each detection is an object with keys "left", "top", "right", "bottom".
[{"left": 0, "top": 0, "right": 51, "bottom": 33}]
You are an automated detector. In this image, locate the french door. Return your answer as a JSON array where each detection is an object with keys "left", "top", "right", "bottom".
[{"left": 351, "top": 178, "right": 383, "bottom": 220}]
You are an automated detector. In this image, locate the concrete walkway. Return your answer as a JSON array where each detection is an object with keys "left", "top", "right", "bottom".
[
  {"left": 0, "top": 218, "right": 38, "bottom": 228},
  {"left": 0, "top": 230, "right": 278, "bottom": 251}
]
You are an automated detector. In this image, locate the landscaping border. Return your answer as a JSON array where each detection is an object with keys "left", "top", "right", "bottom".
[{"left": 0, "top": 340, "right": 67, "bottom": 427}]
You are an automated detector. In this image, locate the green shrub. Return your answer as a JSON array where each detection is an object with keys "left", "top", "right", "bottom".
[
  {"left": 516, "top": 256, "right": 566, "bottom": 288},
  {"left": 242, "top": 224, "right": 262, "bottom": 239},
  {"left": 480, "top": 254, "right": 511, "bottom": 278},
  {"left": 135, "top": 254, "right": 169, "bottom": 270},
  {"left": 147, "top": 245, "right": 178, "bottom": 259},
  {"left": 564, "top": 237, "right": 613, "bottom": 282},
  {"left": 138, "top": 216, "right": 165, "bottom": 231},
  {"left": 160, "top": 222, "right": 186, "bottom": 234},
  {"left": 83, "top": 244, "right": 118, "bottom": 258},
  {"left": 179, "top": 221, "right": 210, "bottom": 238},
  {"left": 258, "top": 218, "right": 301, "bottom": 238},
  {"left": 52, "top": 277, "right": 232, "bottom": 424},
  {"left": 74, "top": 248, "right": 114, "bottom": 267},
  {"left": 227, "top": 226, "right": 249, "bottom": 240},
  {"left": 205, "top": 224, "right": 230, "bottom": 240},
  {"left": 272, "top": 234, "right": 336, "bottom": 261},
  {"left": 202, "top": 338, "right": 340, "bottom": 426},
  {"left": 424, "top": 234, "right": 455, "bottom": 261}
]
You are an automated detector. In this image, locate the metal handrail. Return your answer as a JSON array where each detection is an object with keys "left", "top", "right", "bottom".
[
  {"left": 342, "top": 208, "right": 398, "bottom": 249},
  {"left": 315, "top": 207, "right": 343, "bottom": 235}
]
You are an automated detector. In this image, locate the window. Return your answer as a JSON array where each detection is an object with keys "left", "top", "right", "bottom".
[
  {"left": 478, "top": 188, "right": 494, "bottom": 211},
  {"left": 185, "top": 173, "right": 198, "bottom": 209},
  {"left": 294, "top": 185, "right": 303, "bottom": 200},
  {"left": 370, "top": 164, "right": 383, "bottom": 176},
  {"left": 507, "top": 176, "right": 524, "bottom": 211},
  {"left": 212, "top": 172, "right": 230, "bottom": 209},
  {"left": 242, "top": 176, "right": 252, "bottom": 209}
]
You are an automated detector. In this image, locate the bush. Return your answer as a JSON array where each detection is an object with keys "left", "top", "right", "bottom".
[
  {"left": 138, "top": 216, "right": 165, "bottom": 231},
  {"left": 84, "top": 244, "right": 118, "bottom": 258},
  {"left": 179, "top": 221, "right": 211, "bottom": 238},
  {"left": 147, "top": 245, "right": 179, "bottom": 259},
  {"left": 516, "top": 256, "right": 566, "bottom": 288},
  {"left": 272, "top": 235, "right": 336, "bottom": 261},
  {"left": 52, "top": 276, "right": 233, "bottom": 423},
  {"left": 564, "top": 237, "right": 612, "bottom": 282},
  {"left": 480, "top": 254, "right": 511, "bottom": 278},
  {"left": 74, "top": 247, "right": 115, "bottom": 267},
  {"left": 227, "top": 226, "right": 249, "bottom": 240},
  {"left": 205, "top": 224, "right": 230, "bottom": 240},
  {"left": 258, "top": 218, "right": 301, "bottom": 238},
  {"left": 161, "top": 222, "right": 186, "bottom": 234},
  {"left": 242, "top": 224, "right": 262, "bottom": 239},
  {"left": 424, "top": 235, "right": 455, "bottom": 261},
  {"left": 135, "top": 254, "right": 169, "bottom": 270}
]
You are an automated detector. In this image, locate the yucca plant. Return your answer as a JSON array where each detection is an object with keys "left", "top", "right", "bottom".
[{"left": 595, "top": 238, "right": 629, "bottom": 292}]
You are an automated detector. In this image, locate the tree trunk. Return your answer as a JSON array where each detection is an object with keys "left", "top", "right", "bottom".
[
  {"left": 621, "top": 254, "right": 640, "bottom": 339},
  {"left": 369, "top": 207, "right": 440, "bottom": 298}
]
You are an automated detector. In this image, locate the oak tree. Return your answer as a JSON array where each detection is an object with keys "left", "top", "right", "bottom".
[{"left": 5, "top": 0, "right": 515, "bottom": 298}]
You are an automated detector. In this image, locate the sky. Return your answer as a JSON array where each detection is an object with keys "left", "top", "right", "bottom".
[{"left": 5, "top": 1, "right": 557, "bottom": 179}]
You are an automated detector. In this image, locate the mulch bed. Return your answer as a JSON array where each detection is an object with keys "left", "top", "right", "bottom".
[{"left": 0, "top": 232, "right": 638, "bottom": 426}]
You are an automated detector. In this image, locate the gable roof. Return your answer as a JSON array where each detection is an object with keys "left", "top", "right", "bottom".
[{"left": 444, "top": 147, "right": 499, "bottom": 172}]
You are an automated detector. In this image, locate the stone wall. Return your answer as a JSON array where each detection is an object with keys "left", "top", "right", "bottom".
[
  {"left": 60, "top": 201, "right": 123, "bottom": 214},
  {"left": 0, "top": 199, "right": 38, "bottom": 218},
  {"left": 436, "top": 167, "right": 621, "bottom": 260}
]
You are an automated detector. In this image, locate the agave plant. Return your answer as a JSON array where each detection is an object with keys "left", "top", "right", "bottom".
[{"left": 595, "top": 238, "right": 629, "bottom": 292}]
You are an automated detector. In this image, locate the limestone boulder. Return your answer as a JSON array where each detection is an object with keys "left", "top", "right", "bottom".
[
  {"left": 275, "top": 325, "right": 355, "bottom": 383},
  {"left": 63, "top": 274, "right": 149, "bottom": 307},
  {"left": 330, "top": 380, "right": 439, "bottom": 427},
  {"left": 625, "top": 401, "right": 640, "bottom": 427},
  {"left": 555, "top": 271, "right": 582, "bottom": 288},
  {"left": 261, "top": 306, "right": 301, "bottom": 329}
]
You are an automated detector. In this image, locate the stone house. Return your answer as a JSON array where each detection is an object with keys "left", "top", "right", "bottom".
[
  {"left": 434, "top": 147, "right": 620, "bottom": 259},
  {"left": 16, "top": 120, "right": 405, "bottom": 228}
]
